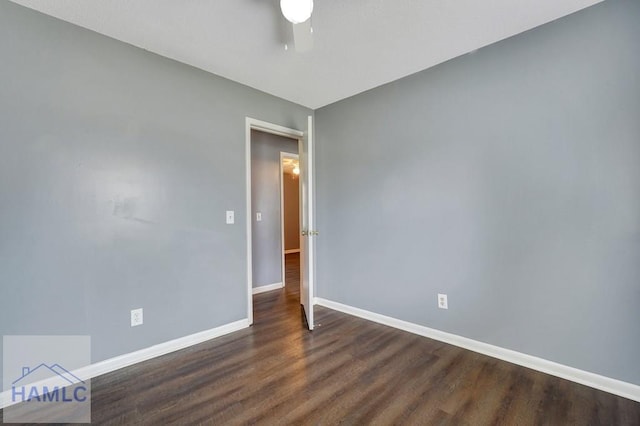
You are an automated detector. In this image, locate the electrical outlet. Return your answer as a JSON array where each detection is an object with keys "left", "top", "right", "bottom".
[
  {"left": 131, "top": 308, "right": 143, "bottom": 327},
  {"left": 437, "top": 294, "right": 448, "bottom": 310}
]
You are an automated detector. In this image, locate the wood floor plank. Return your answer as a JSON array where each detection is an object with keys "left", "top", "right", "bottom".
[{"left": 3, "top": 253, "right": 639, "bottom": 425}]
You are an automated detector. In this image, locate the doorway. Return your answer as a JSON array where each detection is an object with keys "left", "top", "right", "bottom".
[
  {"left": 249, "top": 131, "right": 298, "bottom": 299},
  {"left": 280, "top": 152, "right": 300, "bottom": 289},
  {"left": 245, "top": 117, "right": 315, "bottom": 330}
]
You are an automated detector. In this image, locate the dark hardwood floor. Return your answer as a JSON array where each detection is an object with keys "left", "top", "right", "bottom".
[{"left": 4, "top": 253, "right": 639, "bottom": 424}]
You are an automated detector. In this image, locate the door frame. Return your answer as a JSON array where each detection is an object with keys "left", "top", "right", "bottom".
[
  {"left": 246, "top": 117, "right": 304, "bottom": 325},
  {"left": 280, "top": 152, "right": 300, "bottom": 289}
]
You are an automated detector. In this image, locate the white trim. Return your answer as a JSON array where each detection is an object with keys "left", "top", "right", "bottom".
[
  {"left": 315, "top": 298, "right": 640, "bottom": 403},
  {"left": 0, "top": 319, "right": 249, "bottom": 409},
  {"left": 248, "top": 118, "right": 304, "bottom": 139},
  {"left": 246, "top": 117, "right": 303, "bottom": 326},
  {"left": 246, "top": 119, "right": 253, "bottom": 325},
  {"left": 284, "top": 249, "right": 301, "bottom": 254},
  {"left": 252, "top": 282, "right": 284, "bottom": 294}
]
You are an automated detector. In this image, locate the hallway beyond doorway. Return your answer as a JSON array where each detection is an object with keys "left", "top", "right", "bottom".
[{"left": 253, "top": 253, "right": 302, "bottom": 326}]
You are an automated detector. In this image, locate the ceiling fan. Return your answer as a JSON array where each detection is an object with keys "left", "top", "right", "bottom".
[{"left": 280, "top": 0, "right": 314, "bottom": 52}]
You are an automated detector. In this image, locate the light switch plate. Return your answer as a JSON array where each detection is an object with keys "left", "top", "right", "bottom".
[
  {"left": 226, "top": 210, "right": 234, "bottom": 224},
  {"left": 256, "top": 212, "right": 262, "bottom": 221}
]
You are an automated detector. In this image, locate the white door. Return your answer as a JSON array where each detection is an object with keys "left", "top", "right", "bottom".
[{"left": 299, "top": 115, "right": 315, "bottom": 330}]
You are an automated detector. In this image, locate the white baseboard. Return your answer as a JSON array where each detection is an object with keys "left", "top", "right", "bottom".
[
  {"left": 315, "top": 298, "right": 640, "bottom": 403},
  {"left": 284, "top": 249, "right": 300, "bottom": 254},
  {"left": 0, "top": 318, "right": 250, "bottom": 409},
  {"left": 252, "top": 282, "right": 284, "bottom": 294}
]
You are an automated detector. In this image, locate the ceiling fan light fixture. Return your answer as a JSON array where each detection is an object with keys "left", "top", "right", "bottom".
[{"left": 280, "top": 0, "right": 313, "bottom": 24}]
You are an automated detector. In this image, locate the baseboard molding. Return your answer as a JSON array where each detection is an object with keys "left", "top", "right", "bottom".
[
  {"left": 284, "top": 249, "right": 300, "bottom": 254},
  {"left": 315, "top": 298, "right": 640, "bottom": 403},
  {"left": 0, "top": 318, "right": 250, "bottom": 409},
  {"left": 252, "top": 282, "right": 284, "bottom": 294}
]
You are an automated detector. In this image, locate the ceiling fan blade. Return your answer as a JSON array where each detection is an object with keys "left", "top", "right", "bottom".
[{"left": 292, "top": 20, "right": 313, "bottom": 52}]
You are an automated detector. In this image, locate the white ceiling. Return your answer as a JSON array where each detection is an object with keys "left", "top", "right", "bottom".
[{"left": 10, "top": 0, "right": 601, "bottom": 109}]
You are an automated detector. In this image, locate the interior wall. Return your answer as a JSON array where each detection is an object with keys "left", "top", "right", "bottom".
[
  {"left": 251, "top": 131, "right": 298, "bottom": 287},
  {"left": 0, "top": 0, "right": 311, "bottom": 380},
  {"left": 315, "top": 0, "right": 640, "bottom": 385},
  {"left": 283, "top": 172, "right": 300, "bottom": 251}
]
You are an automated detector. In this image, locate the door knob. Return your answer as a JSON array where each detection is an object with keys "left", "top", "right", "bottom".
[{"left": 301, "top": 230, "right": 308, "bottom": 236}]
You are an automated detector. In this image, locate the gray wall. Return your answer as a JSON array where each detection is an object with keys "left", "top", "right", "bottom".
[
  {"left": 251, "top": 130, "right": 298, "bottom": 287},
  {"left": 0, "top": 0, "right": 311, "bottom": 383},
  {"left": 283, "top": 173, "right": 300, "bottom": 251},
  {"left": 316, "top": 0, "right": 640, "bottom": 385}
]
